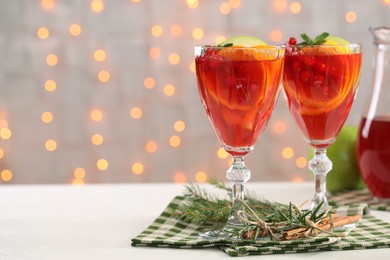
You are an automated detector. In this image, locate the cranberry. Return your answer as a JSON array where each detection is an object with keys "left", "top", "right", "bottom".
[
  {"left": 285, "top": 46, "right": 294, "bottom": 55},
  {"left": 303, "top": 56, "right": 315, "bottom": 66},
  {"left": 203, "top": 48, "right": 214, "bottom": 58},
  {"left": 285, "top": 37, "right": 304, "bottom": 55},
  {"left": 329, "top": 66, "right": 343, "bottom": 83},
  {"left": 292, "top": 61, "right": 303, "bottom": 72},
  {"left": 288, "top": 37, "right": 297, "bottom": 46},
  {"left": 248, "top": 82, "right": 260, "bottom": 103},
  {"left": 209, "top": 53, "right": 222, "bottom": 69},
  {"left": 300, "top": 70, "right": 312, "bottom": 83},
  {"left": 314, "top": 61, "right": 326, "bottom": 74},
  {"left": 313, "top": 74, "right": 325, "bottom": 86},
  {"left": 225, "top": 75, "right": 237, "bottom": 88},
  {"left": 321, "top": 85, "right": 332, "bottom": 96}
]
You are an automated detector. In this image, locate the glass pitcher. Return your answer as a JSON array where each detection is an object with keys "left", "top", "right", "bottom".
[{"left": 357, "top": 26, "right": 390, "bottom": 201}]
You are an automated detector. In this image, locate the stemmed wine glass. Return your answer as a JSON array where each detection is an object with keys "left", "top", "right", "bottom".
[
  {"left": 195, "top": 45, "right": 284, "bottom": 238},
  {"left": 282, "top": 43, "right": 362, "bottom": 210}
]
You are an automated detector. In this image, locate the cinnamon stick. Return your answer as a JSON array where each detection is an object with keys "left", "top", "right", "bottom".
[{"left": 283, "top": 214, "right": 362, "bottom": 240}]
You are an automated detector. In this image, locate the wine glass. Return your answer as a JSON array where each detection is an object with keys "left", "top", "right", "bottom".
[
  {"left": 282, "top": 43, "right": 362, "bottom": 211},
  {"left": 194, "top": 45, "right": 284, "bottom": 238}
]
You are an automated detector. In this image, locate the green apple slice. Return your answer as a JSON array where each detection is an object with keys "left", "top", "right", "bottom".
[
  {"left": 324, "top": 35, "right": 350, "bottom": 45},
  {"left": 218, "top": 36, "right": 267, "bottom": 47}
]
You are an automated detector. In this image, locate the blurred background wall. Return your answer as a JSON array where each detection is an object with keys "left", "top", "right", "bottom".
[{"left": 0, "top": 0, "right": 389, "bottom": 184}]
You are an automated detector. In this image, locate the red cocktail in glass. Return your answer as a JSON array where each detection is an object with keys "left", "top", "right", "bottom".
[
  {"left": 195, "top": 45, "right": 284, "bottom": 238},
  {"left": 283, "top": 44, "right": 362, "bottom": 210}
]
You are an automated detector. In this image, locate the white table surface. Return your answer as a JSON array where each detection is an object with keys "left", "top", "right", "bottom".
[{"left": 0, "top": 182, "right": 389, "bottom": 260}]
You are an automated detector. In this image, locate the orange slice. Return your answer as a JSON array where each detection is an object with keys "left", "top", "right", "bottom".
[
  {"left": 284, "top": 64, "right": 353, "bottom": 115},
  {"left": 219, "top": 45, "right": 282, "bottom": 61},
  {"left": 285, "top": 35, "right": 356, "bottom": 115}
]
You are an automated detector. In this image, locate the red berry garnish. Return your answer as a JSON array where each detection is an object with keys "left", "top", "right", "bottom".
[
  {"left": 204, "top": 48, "right": 215, "bottom": 58},
  {"left": 209, "top": 53, "right": 222, "bottom": 69},
  {"left": 285, "top": 37, "right": 303, "bottom": 55},
  {"left": 285, "top": 46, "right": 293, "bottom": 55},
  {"left": 288, "top": 37, "right": 297, "bottom": 46},
  {"left": 225, "top": 75, "right": 237, "bottom": 87},
  {"left": 300, "top": 70, "right": 312, "bottom": 83},
  {"left": 313, "top": 74, "right": 325, "bottom": 86},
  {"left": 292, "top": 61, "right": 303, "bottom": 72},
  {"left": 314, "top": 61, "right": 326, "bottom": 74}
]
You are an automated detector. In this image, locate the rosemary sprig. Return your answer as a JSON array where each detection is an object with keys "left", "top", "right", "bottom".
[{"left": 172, "top": 181, "right": 348, "bottom": 241}]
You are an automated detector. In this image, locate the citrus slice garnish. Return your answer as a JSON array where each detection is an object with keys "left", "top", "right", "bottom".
[
  {"left": 323, "top": 35, "right": 351, "bottom": 54},
  {"left": 217, "top": 36, "right": 282, "bottom": 61},
  {"left": 296, "top": 87, "right": 351, "bottom": 115},
  {"left": 201, "top": 36, "right": 282, "bottom": 113},
  {"left": 300, "top": 35, "right": 351, "bottom": 55},
  {"left": 283, "top": 33, "right": 356, "bottom": 115},
  {"left": 323, "top": 35, "right": 350, "bottom": 45},
  {"left": 283, "top": 54, "right": 354, "bottom": 115}
]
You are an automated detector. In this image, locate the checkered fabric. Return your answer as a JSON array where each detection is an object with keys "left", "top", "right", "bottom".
[
  {"left": 329, "top": 189, "right": 390, "bottom": 211},
  {"left": 131, "top": 195, "right": 390, "bottom": 256}
]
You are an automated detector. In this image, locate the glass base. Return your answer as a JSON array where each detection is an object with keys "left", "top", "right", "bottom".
[
  {"left": 310, "top": 197, "right": 329, "bottom": 212},
  {"left": 199, "top": 229, "right": 232, "bottom": 240},
  {"left": 199, "top": 156, "right": 252, "bottom": 240},
  {"left": 199, "top": 222, "right": 246, "bottom": 240}
]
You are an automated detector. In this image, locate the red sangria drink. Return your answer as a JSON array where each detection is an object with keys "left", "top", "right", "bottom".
[
  {"left": 357, "top": 27, "right": 390, "bottom": 201},
  {"left": 283, "top": 49, "right": 362, "bottom": 147},
  {"left": 196, "top": 46, "right": 283, "bottom": 156},
  {"left": 358, "top": 117, "right": 390, "bottom": 199},
  {"left": 282, "top": 33, "right": 362, "bottom": 211},
  {"left": 195, "top": 38, "right": 284, "bottom": 238}
]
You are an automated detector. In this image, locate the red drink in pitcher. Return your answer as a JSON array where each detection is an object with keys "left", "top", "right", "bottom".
[{"left": 357, "top": 116, "right": 390, "bottom": 199}]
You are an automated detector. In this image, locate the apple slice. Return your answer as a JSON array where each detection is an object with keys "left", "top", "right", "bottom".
[
  {"left": 324, "top": 35, "right": 350, "bottom": 45},
  {"left": 218, "top": 36, "right": 267, "bottom": 47}
]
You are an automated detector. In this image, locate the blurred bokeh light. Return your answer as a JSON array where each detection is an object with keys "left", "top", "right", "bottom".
[{"left": 0, "top": 0, "right": 388, "bottom": 184}]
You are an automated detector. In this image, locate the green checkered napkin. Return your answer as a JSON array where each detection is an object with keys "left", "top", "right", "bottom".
[
  {"left": 131, "top": 195, "right": 390, "bottom": 256},
  {"left": 329, "top": 189, "right": 390, "bottom": 211}
]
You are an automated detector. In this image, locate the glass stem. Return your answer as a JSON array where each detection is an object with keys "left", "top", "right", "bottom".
[
  {"left": 308, "top": 148, "right": 332, "bottom": 210},
  {"left": 225, "top": 156, "right": 251, "bottom": 228}
]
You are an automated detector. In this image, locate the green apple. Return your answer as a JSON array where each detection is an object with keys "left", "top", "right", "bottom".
[{"left": 309, "top": 125, "right": 366, "bottom": 192}]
